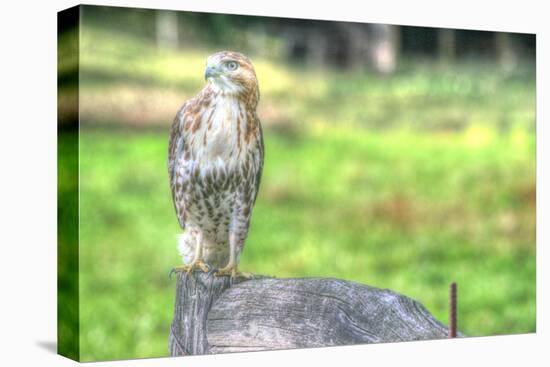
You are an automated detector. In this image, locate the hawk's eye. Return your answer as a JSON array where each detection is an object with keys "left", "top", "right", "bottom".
[{"left": 225, "top": 61, "right": 239, "bottom": 71}]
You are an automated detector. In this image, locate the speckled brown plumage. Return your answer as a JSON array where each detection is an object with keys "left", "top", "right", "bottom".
[{"left": 168, "top": 51, "right": 264, "bottom": 276}]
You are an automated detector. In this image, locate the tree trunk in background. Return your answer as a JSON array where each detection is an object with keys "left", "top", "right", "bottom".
[
  {"left": 340, "top": 23, "right": 370, "bottom": 70},
  {"left": 156, "top": 10, "right": 179, "bottom": 49},
  {"left": 369, "top": 24, "right": 399, "bottom": 74},
  {"left": 438, "top": 28, "right": 456, "bottom": 63},
  {"left": 306, "top": 27, "right": 328, "bottom": 67},
  {"left": 285, "top": 26, "right": 308, "bottom": 63},
  {"left": 246, "top": 24, "right": 270, "bottom": 58},
  {"left": 496, "top": 32, "right": 518, "bottom": 72}
]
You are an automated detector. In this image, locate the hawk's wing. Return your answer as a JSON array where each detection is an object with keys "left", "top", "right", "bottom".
[
  {"left": 252, "top": 115, "right": 265, "bottom": 205},
  {"left": 168, "top": 103, "right": 189, "bottom": 229}
]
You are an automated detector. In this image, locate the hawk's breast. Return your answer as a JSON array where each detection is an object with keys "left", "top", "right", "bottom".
[
  {"left": 180, "top": 96, "right": 252, "bottom": 242},
  {"left": 193, "top": 96, "right": 245, "bottom": 166}
]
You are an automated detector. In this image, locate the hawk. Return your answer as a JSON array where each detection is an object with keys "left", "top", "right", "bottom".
[{"left": 168, "top": 51, "right": 264, "bottom": 277}]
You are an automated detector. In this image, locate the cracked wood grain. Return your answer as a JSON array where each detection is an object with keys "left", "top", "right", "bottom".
[{"left": 169, "top": 272, "right": 455, "bottom": 356}]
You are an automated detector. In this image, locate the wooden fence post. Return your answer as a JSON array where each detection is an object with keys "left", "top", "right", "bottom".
[{"left": 169, "top": 272, "right": 458, "bottom": 356}]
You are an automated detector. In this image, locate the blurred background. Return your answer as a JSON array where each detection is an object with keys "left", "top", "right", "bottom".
[{"left": 58, "top": 5, "right": 536, "bottom": 361}]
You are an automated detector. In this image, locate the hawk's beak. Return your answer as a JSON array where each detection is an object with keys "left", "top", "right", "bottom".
[{"left": 205, "top": 66, "right": 217, "bottom": 81}]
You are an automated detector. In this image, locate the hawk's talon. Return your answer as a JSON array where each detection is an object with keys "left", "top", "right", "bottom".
[
  {"left": 214, "top": 265, "right": 254, "bottom": 279},
  {"left": 214, "top": 264, "right": 235, "bottom": 278},
  {"left": 237, "top": 271, "right": 255, "bottom": 279},
  {"left": 171, "top": 260, "right": 211, "bottom": 277}
]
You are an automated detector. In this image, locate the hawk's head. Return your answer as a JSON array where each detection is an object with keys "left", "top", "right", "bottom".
[{"left": 204, "top": 51, "right": 259, "bottom": 100}]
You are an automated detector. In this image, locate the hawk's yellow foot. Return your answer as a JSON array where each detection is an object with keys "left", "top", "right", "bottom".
[
  {"left": 214, "top": 264, "right": 254, "bottom": 279},
  {"left": 172, "top": 259, "right": 211, "bottom": 275}
]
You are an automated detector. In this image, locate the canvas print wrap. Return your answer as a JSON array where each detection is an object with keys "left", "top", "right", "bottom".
[{"left": 57, "top": 4, "right": 536, "bottom": 362}]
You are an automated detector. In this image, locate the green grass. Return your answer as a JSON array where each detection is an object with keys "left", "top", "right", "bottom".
[
  {"left": 77, "top": 126, "right": 535, "bottom": 361},
  {"left": 56, "top": 22, "right": 537, "bottom": 361}
]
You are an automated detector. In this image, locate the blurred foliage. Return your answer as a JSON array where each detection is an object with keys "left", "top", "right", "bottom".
[
  {"left": 58, "top": 11, "right": 536, "bottom": 362},
  {"left": 57, "top": 6, "right": 80, "bottom": 359},
  {"left": 58, "top": 131, "right": 80, "bottom": 360},
  {"left": 68, "top": 24, "right": 536, "bottom": 134}
]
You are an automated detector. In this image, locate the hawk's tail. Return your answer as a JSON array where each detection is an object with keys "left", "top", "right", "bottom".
[{"left": 176, "top": 230, "right": 229, "bottom": 269}]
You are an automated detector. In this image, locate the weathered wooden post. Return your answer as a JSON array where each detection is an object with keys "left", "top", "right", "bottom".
[
  {"left": 168, "top": 272, "right": 252, "bottom": 355},
  {"left": 169, "top": 272, "right": 457, "bottom": 356}
]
